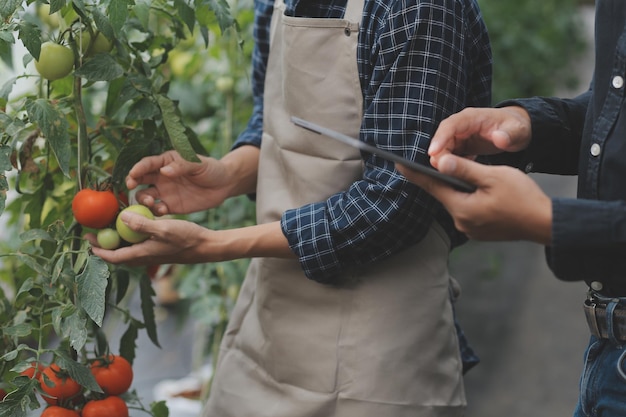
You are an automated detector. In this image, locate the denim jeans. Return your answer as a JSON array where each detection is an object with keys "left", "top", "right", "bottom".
[{"left": 573, "top": 336, "right": 626, "bottom": 416}]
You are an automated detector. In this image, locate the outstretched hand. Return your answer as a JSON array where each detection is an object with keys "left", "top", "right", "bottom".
[
  {"left": 396, "top": 154, "right": 552, "bottom": 244},
  {"left": 86, "top": 211, "right": 213, "bottom": 265},
  {"left": 126, "top": 150, "right": 232, "bottom": 216}
]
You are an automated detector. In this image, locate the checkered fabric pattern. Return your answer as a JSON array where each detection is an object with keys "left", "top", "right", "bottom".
[{"left": 234, "top": 0, "right": 492, "bottom": 282}]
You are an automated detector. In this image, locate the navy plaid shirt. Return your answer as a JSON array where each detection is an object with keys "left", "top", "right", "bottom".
[{"left": 235, "top": 0, "right": 492, "bottom": 282}]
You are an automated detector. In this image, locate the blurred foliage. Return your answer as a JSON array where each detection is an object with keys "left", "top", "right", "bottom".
[{"left": 478, "top": 0, "right": 588, "bottom": 103}]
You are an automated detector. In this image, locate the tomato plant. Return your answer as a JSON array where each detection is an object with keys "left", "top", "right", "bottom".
[
  {"left": 41, "top": 405, "right": 82, "bottom": 417},
  {"left": 0, "top": 0, "right": 255, "bottom": 414},
  {"left": 34, "top": 41, "right": 75, "bottom": 81},
  {"left": 72, "top": 188, "right": 120, "bottom": 229},
  {"left": 40, "top": 364, "right": 82, "bottom": 406},
  {"left": 90, "top": 355, "right": 133, "bottom": 396},
  {"left": 82, "top": 396, "right": 128, "bottom": 417}
]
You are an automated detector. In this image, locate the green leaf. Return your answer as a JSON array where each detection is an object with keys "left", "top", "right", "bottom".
[
  {"left": 115, "top": 268, "right": 130, "bottom": 305},
  {"left": 76, "top": 255, "right": 109, "bottom": 327},
  {"left": 0, "top": 344, "right": 29, "bottom": 361},
  {"left": 119, "top": 319, "right": 139, "bottom": 364},
  {"left": 0, "top": 0, "right": 21, "bottom": 20},
  {"left": 56, "top": 352, "right": 103, "bottom": 393},
  {"left": 1, "top": 76, "right": 16, "bottom": 102},
  {"left": 126, "top": 97, "right": 159, "bottom": 121},
  {"left": 157, "top": 95, "right": 199, "bottom": 163},
  {"left": 0, "top": 378, "right": 40, "bottom": 417},
  {"left": 197, "top": 0, "right": 235, "bottom": 33},
  {"left": 19, "top": 229, "right": 54, "bottom": 243},
  {"left": 61, "top": 310, "right": 88, "bottom": 352},
  {"left": 3, "top": 323, "right": 31, "bottom": 338},
  {"left": 92, "top": 8, "right": 115, "bottom": 42},
  {"left": 111, "top": 137, "right": 157, "bottom": 186},
  {"left": 75, "top": 54, "right": 124, "bottom": 81},
  {"left": 25, "top": 99, "right": 71, "bottom": 177},
  {"left": 0, "top": 36, "right": 13, "bottom": 69},
  {"left": 15, "top": 253, "right": 48, "bottom": 277},
  {"left": 51, "top": 304, "right": 76, "bottom": 336},
  {"left": 107, "top": 0, "right": 128, "bottom": 35},
  {"left": 139, "top": 275, "right": 160, "bottom": 347},
  {"left": 175, "top": 0, "right": 196, "bottom": 33},
  {"left": 17, "top": 21, "right": 41, "bottom": 61},
  {"left": 49, "top": 0, "right": 67, "bottom": 14},
  {"left": 151, "top": 400, "right": 170, "bottom": 417}
]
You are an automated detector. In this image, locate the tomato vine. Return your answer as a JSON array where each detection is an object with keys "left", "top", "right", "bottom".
[{"left": 0, "top": 0, "right": 252, "bottom": 416}]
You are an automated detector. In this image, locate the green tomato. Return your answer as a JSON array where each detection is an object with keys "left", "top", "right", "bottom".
[
  {"left": 35, "top": 42, "right": 75, "bottom": 81},
  {"left": 36, "top": 4, "right": 61, "bottom": 29},
  {"left": 91, "top": 32, "right": 113, "bottom": 54},
  {"left": 79, "top": 31, "right": 92, "bottom": 55},
  {"left": 97, "top": 228, "right": 121, "bottom": 250},
  {"left": 79, "top": 31, "right": 113, "bottom": 56},
  {"left": 215, "top": 76, "right": 235, "bottom": 93},
  {"left": 116, "top": 204, "right": 154, "bottom": 244}
]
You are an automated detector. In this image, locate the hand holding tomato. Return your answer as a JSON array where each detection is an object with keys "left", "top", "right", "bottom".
[
  {"left": 87, "top": 215, "right": 218, "bottom": 266},
  {"left": 126, "top": 148, "right": 252, "bottom": 216}
]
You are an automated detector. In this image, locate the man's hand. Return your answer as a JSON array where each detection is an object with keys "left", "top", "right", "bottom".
[
  {"left": 396, "top": 154, "right": 552, "bottom": 245},
  {"left": 127, "top": 146, "right": 259, "bottom": 216},
  {"left": 428, "top": 106, "right": 533, "bottom": 168}
]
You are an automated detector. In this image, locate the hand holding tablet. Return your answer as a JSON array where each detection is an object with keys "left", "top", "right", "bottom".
[{"left": 291, "top": 117, "right": 476, "bottom": 193}]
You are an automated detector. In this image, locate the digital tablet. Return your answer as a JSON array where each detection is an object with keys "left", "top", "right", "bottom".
[{"left": 291, "top": 116, "right": 476, "bottom": 193}]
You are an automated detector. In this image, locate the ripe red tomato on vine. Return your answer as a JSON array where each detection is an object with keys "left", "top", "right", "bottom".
[
  {"left": 40, "top": 364, "right": 82, "bottom": 406},
  {"left": 20, "top": 361, "right": 43, "bottom": 379},
  {"left": 72, "top": 188, "right": 120, "bottom": 229},
  {"left": 90, "top": 355, "right": 133, "bottom": 395},
  {"left": 82, "top": 395, "right": 129, "bottom": 417},
  {"left": 41, "top": 405, "right": 81, "bottom": 417}
]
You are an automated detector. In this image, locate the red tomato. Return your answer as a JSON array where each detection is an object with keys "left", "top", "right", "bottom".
[
  {"left": 90, "top": 355, "right": 133, "bottom": 395},
  {"left": 72, "top": 189, "right": 120, "bottom": 229},
  {"left": 20, "top": 361, "right": 43, "bottom": 379},
  {"left": 82, "top": 396, "right": 128, "bottom": 417},
  {"left": 0, "top": 388, "right": 7, "bottom": 400},
  {"left": 40, "top": 364, "right": 82, "bottom": 405},
  {"left": 41, "top": 406, "right": 81, "bottom": 417}
]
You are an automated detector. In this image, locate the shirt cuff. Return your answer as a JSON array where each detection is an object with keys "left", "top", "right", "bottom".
[{"left": 280, "top": 204, "right": 343, "bottom": 283}]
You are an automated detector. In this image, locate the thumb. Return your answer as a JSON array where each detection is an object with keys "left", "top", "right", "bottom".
[
  {"left": 120, "top": 211, "right": 154, "bottom": 234},
  {"left": 437, "top": 154, "right": 488, "bottom": 186}
]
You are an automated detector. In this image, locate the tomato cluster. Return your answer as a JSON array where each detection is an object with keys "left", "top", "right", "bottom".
[
  {"left": 11, "top": 356, "right": 133, "bottom": 417},
  {"left": 71, "top": 187, "right": 156, "bottom": 250}
]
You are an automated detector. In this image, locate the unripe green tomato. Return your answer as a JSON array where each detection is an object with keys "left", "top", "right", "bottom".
[
  {"left": 35, "top": 42, "right": 75, "bottom": 81},
  {"left": 97, "top": 228, "right": 121, "bottom": 250},
  {"left": 36, "top": 4, "right": 61, "bottom": 29},
  {"left": 215, "top": 76, "right": 235, "bottom": 93},
  {"left": 116, "top": 205, "right": 154, "bottom": 244},
  {"left": 79, "top": 31, "right": 92, "bottom": 55},
  {"left": 90, "top": 32, "right": 113, "bottom": 55}
]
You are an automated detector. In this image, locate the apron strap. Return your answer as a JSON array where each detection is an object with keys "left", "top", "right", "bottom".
[{"left": 344, "top": 0, "right": 364, "bottom": 24}]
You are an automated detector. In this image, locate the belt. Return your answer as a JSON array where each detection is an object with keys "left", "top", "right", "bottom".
[{"left": 584, "top": 293, "right": 626, "bottom": 342}]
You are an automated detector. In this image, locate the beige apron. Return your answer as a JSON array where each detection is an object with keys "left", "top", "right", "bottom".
[{"left": 202, "top": 0, "right": 465, "bottom": 415}]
